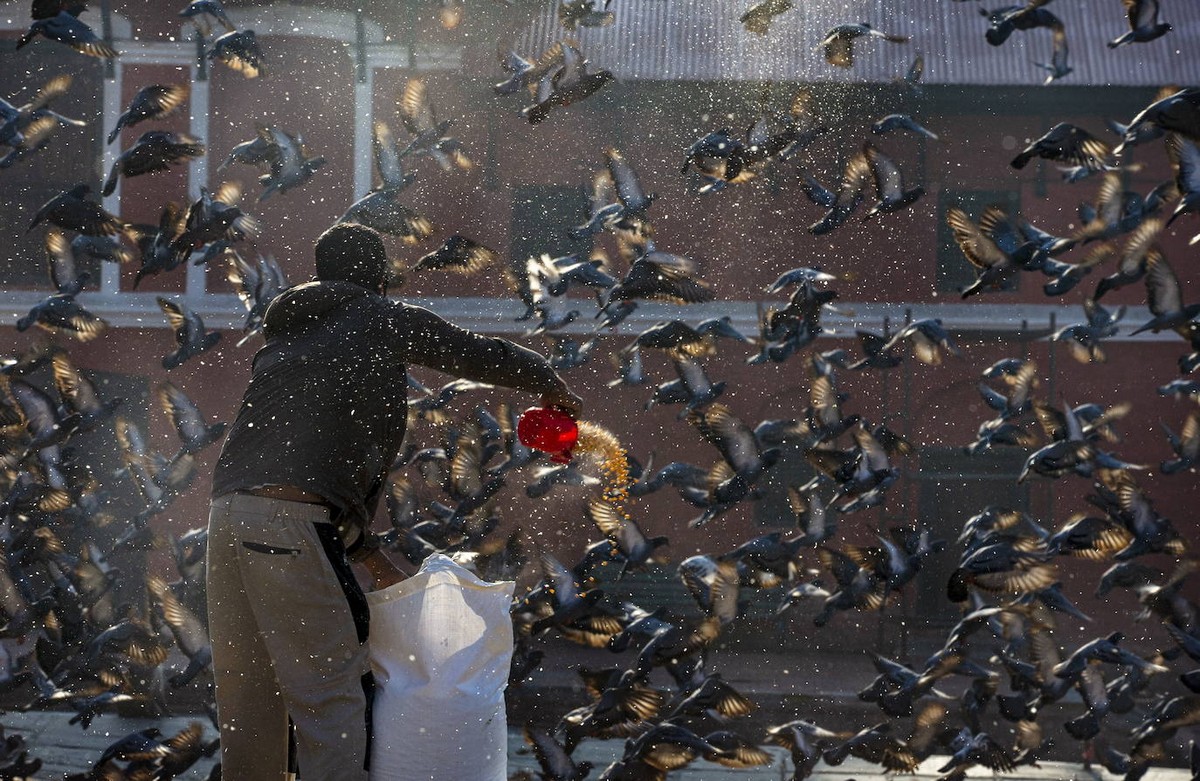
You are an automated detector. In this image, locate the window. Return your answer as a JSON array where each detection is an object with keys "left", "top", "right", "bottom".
[
  {"left": 752, "top": 442, "right": 813, "bottom": 528},
  {"left": 912, "top": 446, "right": 1028, "bottom": 628},
  {"left": 73, "top": 370, "right": 155, "bottom": 619},
  {"left": 509, "top": 184, "right": 591, "bottom": 270},
  {"left": 0, "top": 50, "right": 104, "bottom": 289},
  {"left": 936, "top": 189, "right": 1021, "bottom": 295},
  {"left": 59, "top": 369, "right": 151, "bottom": 522}
]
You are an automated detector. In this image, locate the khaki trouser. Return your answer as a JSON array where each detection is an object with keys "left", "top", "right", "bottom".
[{"left": 207, "top": 493, "right": 371, "bottom": 781}]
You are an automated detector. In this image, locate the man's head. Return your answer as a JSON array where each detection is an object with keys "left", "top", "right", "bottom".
[{"left": 315, "top": 222, "right": 390, "bottom": 293}]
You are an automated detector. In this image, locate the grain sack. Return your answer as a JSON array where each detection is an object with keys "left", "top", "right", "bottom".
[{"left": 366, "top": 553, "right": 514, "bottom": 781}]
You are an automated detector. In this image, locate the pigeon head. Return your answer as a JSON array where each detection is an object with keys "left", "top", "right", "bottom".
[{"left": 315, "top": 222, "right": 391, "bottom": 293}]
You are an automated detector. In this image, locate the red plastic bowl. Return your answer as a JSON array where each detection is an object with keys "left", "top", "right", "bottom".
[{"left": 517, "top": 407, "right": 578, "bottom": 463}]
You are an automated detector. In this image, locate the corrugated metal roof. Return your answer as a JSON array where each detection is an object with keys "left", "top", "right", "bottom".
[{"left": 517, "top": 0, "right": 1198, "bottom": 86}]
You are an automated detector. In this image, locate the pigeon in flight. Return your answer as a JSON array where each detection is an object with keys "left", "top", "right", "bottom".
[
  {"left": 107, "top": 84, "right": 190, "bottom": 145},
  {"left": 28, "top": 184, "right": 125, "bottom": 236},
  {"left": 819, "top": 23, "right": 909, "bottom": 68},
  {"left": 523, "top": 42, "right": 615, "bottom": 124},
  {"left": 558, "top": 0, "right": 614, "bottom": 31},
  {"left": 871, "top": 114, "right": 939, "bottom": 140},
  {"left": 43, "top": 228, "right": 91, "bottom": 296},
  {"left": 1130, "top": 252, "right": 1200, "bottom": 335},
  {"left": 1108, "top": 0, "right": 1172, "bottom": 48},
  {"left": 179, "top": 0, "right": 236, "bottom": 38},
  {"left": 414, "top": 236, "right": 496, "bottom": 275},
  {"left": 255, "top": 127, "right": 326, "bottom": 202},
  {"left": 207, "top": 29, "right": 266, "bottom": 79},
  {"left": 16, "top": 3, "right": 117, "bottom": 58},
  {"left": 863, "top": 142, "right": 924, "bottom": 219},
  {"left": 807, "top": 152, "right": 870, "bottom": 235},
  {"left": 740, "top": 0, "right": 793, "bottom": 35},
  {"left": 0, "top": 74, "right": 86, "bottom": 168},
  {"left": 1116, "top": 87, "right": 1200, "bottom": 153},
  {"left": 1033, "top": 26, "right": 1072, "bottom": 84},
  {"left": 227, "top": 251, "right": 290, "bottom": 345},
  {"left": 397, "top": 78, "right": 472, "bottom": 172},
  {"left": 157, "top": 297, "right": 222, "bottom": 370},
  {"left": 102, "top": 131, "right": 206, "bottom": 197},
  {"left": 16, "top": 294, "right": 107, "bottom": 342},
  {"left": 1011, "top": 123, "right": 1114, "bottom": 171}
]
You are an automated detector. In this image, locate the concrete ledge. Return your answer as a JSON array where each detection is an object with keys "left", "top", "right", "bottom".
[{"left": 0, "top": 292, "right": 1176, "bottom": 342}]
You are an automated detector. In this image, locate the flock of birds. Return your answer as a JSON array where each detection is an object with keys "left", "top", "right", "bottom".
[{"left": 1, "top": 0, "right": 1199, "bottom": 779}]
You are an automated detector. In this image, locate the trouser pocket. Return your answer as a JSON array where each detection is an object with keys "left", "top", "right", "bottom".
[{"left": 241, "top": 540, "right": 302, "bottom": 555}]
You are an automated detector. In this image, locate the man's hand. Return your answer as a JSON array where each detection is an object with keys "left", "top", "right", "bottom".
[
  {"left": 540, "top": 384, "right": 583, "bottom": 419},
  {"left": 361, "top": 548, "right": 407, "bottom": 591}
]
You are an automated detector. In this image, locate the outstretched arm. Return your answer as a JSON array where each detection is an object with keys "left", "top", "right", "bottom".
[{"left": 394, "top": 303, "right": 582, "bottom": 416}]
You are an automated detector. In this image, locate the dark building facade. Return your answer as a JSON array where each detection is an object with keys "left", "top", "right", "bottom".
[{"left": 0, "top": 0, "right": 1196, "bottom": 660}]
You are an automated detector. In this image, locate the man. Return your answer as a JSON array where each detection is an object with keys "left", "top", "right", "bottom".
[{"left": 207, "top": 223, "right": 581, "bottom": 780}]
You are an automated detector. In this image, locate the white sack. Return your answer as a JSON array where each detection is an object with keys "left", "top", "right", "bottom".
[{"left": 366, "top": 553, "right": 515, "bottom": 781}]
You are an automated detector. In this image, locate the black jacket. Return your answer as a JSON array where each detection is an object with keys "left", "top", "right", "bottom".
[{"left": 212, "top": 280, "right": 565, "bottom": 558}]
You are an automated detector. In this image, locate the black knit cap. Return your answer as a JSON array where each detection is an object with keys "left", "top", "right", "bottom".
[{"left": 314, "top": 222, "right": 390, "bottom": 292}]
